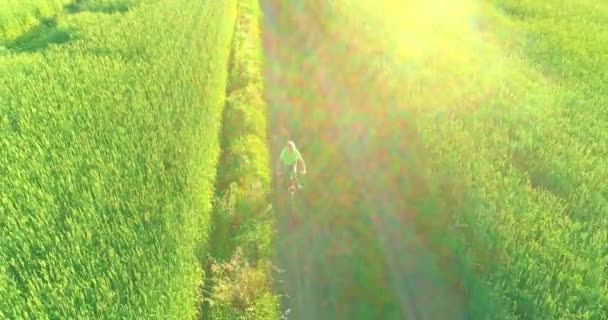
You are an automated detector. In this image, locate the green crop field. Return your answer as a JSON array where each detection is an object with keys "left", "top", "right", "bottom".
[
  {"left": 1, "top": 0, "right": 238, "bottom": 318},
  {"left": 2, "top": 0, "right": 606, "bottom": 319}
]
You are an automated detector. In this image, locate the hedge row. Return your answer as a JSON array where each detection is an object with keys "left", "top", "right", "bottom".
[
  {"left": 203, "top": 0, "right": 279, "bottom": 319},
  {"left": 0, "top": 0, "right": 72, "bottom": 44}
]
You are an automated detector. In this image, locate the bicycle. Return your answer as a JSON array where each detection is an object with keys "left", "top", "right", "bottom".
[
  {"left": 278, "top": 167, "right": 304, "bottom": 198},
  {"left": 277, "top": 166, "right": 305, "bottom": 228}
]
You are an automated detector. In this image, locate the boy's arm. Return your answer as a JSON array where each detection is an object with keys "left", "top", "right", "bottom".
[
  {"left": 277, "top": 148, "right": 284, "bottom": 174},
  {"left": 298, "top": 155, "right": 307, "bottom": 173}
]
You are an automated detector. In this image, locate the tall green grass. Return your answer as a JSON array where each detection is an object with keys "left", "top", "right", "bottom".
[
  {"left": 480, "top": 0, "right": 608, "bottom": 316},
  {"left": 1, "top": 0, "right": 237, "bottom": 318},
  {"left": 490, "top": 0, "right": 608, "bottom": 228}
]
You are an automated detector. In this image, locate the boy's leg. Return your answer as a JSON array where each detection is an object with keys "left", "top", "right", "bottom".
[
  {"left": 283, "top": 164, "right": 295, "bottom": 186},
  {"left": 292, "top": 163, "right": 303, "bottom": 188}
]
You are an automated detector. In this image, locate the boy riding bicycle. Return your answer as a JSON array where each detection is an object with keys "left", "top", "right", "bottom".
[{"left": 278, "top": 141, "right": 306, "bottom": 189}]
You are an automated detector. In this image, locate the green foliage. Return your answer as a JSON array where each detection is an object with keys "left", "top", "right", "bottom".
[
  {"left": 223, "top": 135, "right": 271, "bottom": 201},
  {"left": 1, "top": 0, "right": 237, "bottom": 318},
  {"left": 227, "top": 0, "right": 262, "bottom": 92},
  {"left": 223, "top": 85, "right": 267, "bottom": 143},
  {"left": 206, "top": 249, "right": 279, "bottom": 320}
]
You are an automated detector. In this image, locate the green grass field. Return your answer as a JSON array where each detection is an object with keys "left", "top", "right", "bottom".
[{"left": 1, "top": 0, "right": 606, "bottom": 318}]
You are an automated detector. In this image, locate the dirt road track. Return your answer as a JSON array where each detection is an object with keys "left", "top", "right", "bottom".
[{"left": 261, "top": 1, "right": 469, "bottom": 319}]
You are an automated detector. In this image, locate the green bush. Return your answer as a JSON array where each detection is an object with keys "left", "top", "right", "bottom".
[
  {"left": 207, "top": 249, "right": 279, "bottom": 320},
  {"left": 223, "top": 84, "right": 267, "bottom": 143},
  {"left": 223, "top": 135, "right": 271, "bottom": 197},
  {"left": 227, "top": 0, "right": 262, "bottom": 91}
]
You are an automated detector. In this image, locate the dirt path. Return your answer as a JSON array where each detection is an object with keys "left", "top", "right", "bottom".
[{"left": 261, "top": 1, "right": 470, "bottom": 319}]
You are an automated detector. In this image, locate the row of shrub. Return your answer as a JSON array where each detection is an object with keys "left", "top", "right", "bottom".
[
  {"left": 1, "top": 0, "right": 237, "bottom": 318},
  {"left": 0, "top": 0, "right": 72, "bottom": 44},
  {"left": 202, "top": 0, "right": 280, "bottom": 319}
]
